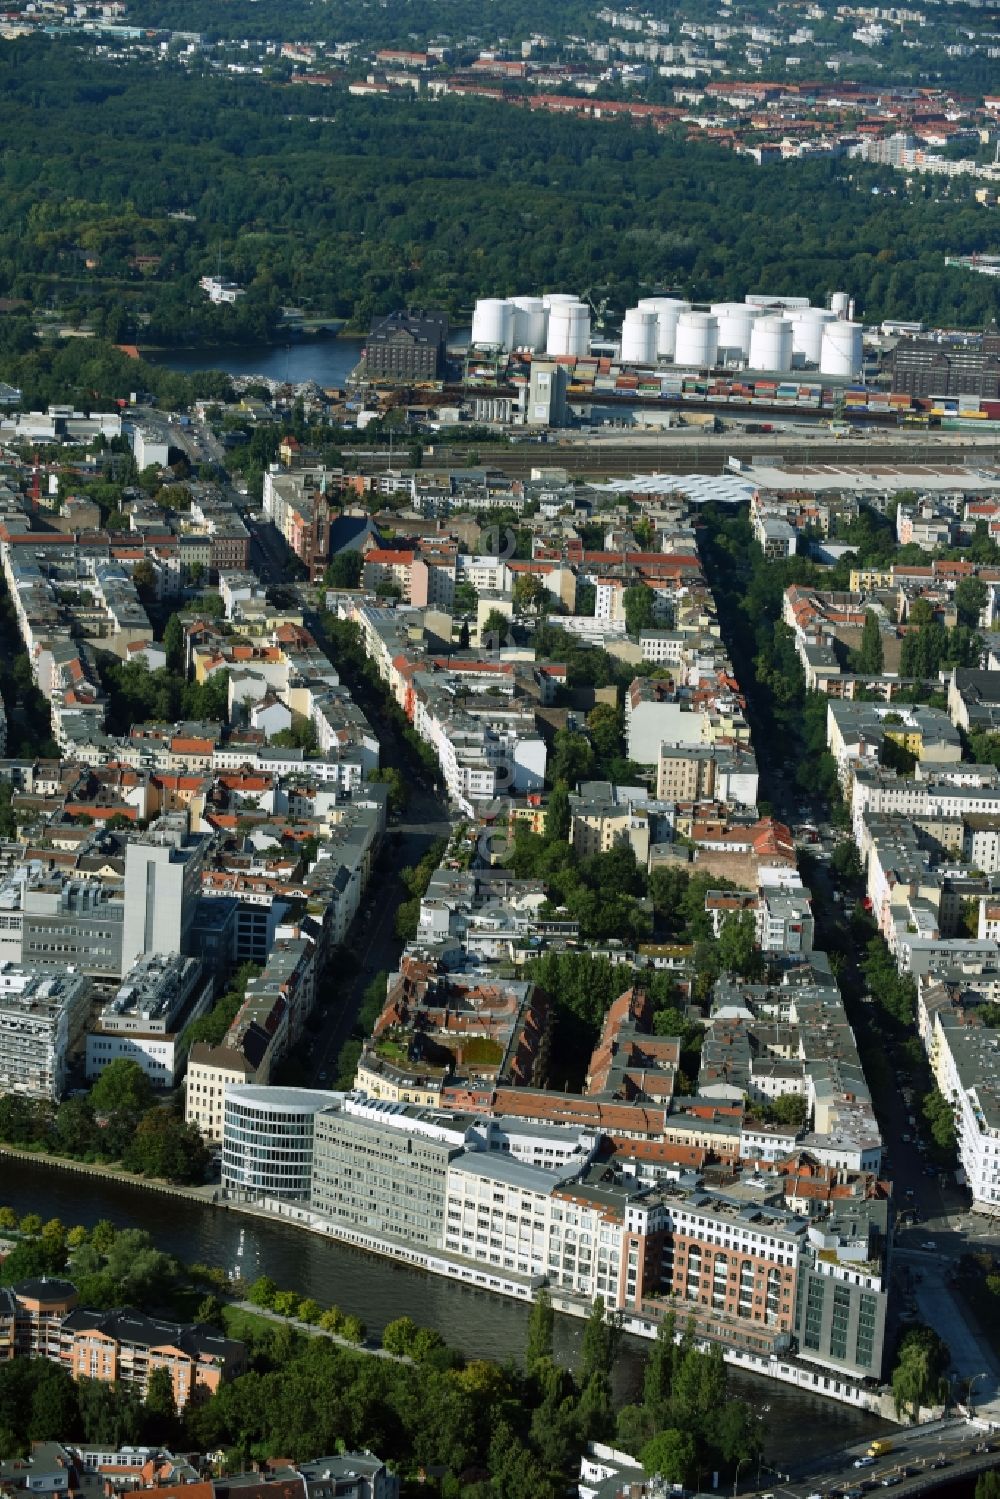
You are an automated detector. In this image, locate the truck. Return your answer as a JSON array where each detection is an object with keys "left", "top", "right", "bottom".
[{"left": 867, "top": 1441, "right": 894, "bottom": 1459}]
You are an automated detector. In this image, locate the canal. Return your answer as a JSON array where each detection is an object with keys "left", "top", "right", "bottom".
[{"left": 1, "top": 1158, "right": 887, "bottom": 1466}]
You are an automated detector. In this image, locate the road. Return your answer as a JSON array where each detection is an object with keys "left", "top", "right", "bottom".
[
  {"left": 769, "top": 1417, "right": 999, "bottom": 1499},
  {"left": 305, "top": 787, "right": 451, "bottom": 1088}
]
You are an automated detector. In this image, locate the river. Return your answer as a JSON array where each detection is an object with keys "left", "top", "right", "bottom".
[
  {"left": 1, "top": 1158, "right": 886, "bottom": 1466},
  {"left": 146, "top": 337, "right": 367, "bottom": 387}
]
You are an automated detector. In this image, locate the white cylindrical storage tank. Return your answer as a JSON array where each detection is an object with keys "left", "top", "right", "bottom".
[
  {"left": 546, "top": 301, "right": 591, "bottom": 358},
  {"left": 511, "top": 296, "right": 547, "bottom": 352},
  {"left": 638, "top": 297, "right": 690, "bottom": 359},
  {"left": 543, "top": 293, "right": 578, "bottom": 311},
  {"left": 830, "top": 291, "right": 851, "bottom": 320},
  {"left": 790, "top": 307, "right": 836, "bottom": 366},
  {"left": 820, "top": 321, "right": 863, "bottom": 379},
  {"left": 748, "top": 315, "right": 793, "bottom": 373},
  {"left": 620, "top": 308, "right": 659, "bottom": 366},
  {"left": 674, "top": 312, "right": 719, "bottom": 369},
  {"left": 471, "top": 298, "right": 515, "bottom": 349},
  {"left": 712, "top": 302, "right": 759, "bottom": 360}
]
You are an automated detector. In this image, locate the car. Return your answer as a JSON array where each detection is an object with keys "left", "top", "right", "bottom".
[
  {"left": 975, "top": 1442, "right": 993, "bottom": 1454},
  {"left": 881, "top": 1477, "right": 900, "bottom": 1488},
  {"left": 929, "top": 1459, "right": 949, "bottom": 1471},
  {"left": 854, "top": 1457, "right": 876, "bottom": 1469},
  {"left": 920, "top": 1240, "right": 938, "bottom": 1250}
]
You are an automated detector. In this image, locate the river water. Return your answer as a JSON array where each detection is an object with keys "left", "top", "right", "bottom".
[
  {"left": 1, "top": 1158, "right": 886, "bottom": 1465},
  {"left": 146, "top": 337, "right": 367, "bottom": 387}
]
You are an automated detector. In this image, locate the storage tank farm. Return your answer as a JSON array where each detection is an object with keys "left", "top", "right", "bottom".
[{"left": 467, "top": 287, "right": 866, "bottom": 410}]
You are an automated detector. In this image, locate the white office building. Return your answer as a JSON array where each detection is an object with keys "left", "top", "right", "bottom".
[{"left": 0, "top": 963, "right": 91, "bottom": 1100}]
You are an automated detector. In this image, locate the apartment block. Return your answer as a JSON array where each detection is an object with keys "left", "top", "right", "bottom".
[{"left": 4, "top": 1278, "right": 244, "bottom": 1409}]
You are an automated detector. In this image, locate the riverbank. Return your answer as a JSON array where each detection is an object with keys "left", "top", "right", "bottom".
[
  {"left": 0, "top": 1152, "right": 886, "bottom": 1460},
  {"left": 221, "top": 1186, "right": 900, "bottom": 1422},
  {"left": 0, "top": 1144, "right": 897, "bottom": 1420},
  {"left": 0, "top": 1143, "right": 217, "bottom": 1202}
]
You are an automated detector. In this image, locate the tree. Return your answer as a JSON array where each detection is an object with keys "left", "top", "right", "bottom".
[
  {"left": 272, "top": 1290, "right": 302, "bottom": 1318},
  {"left": 544, "top": 782, "right": 570, "bottom": 844},
  {"left": 324, "top": 551, "right": 363, "bottom": 589},
  {"left": 717, "top": 911, "right": 764, "bottom": 981},
  {"left": 892, "top": 1325, "right": 949, "bottom": 1421},
  {"left": 131, "top": 559, "right": 157, "bottom": 607},
  {"left": 581, "top": 1296, "right": 621, "bottom": 1383},
  {"left": 525, "top": 1288, "right": 554, "bottom": 1371},
  {"left": 90, "top": 1220, "right": 117, "bottom": 1255},
  {"left": 955, "top": 576, "right": 988, "bottom": 630},
  {"left": 340, "top": 1315, "right": 365, "bottom": 1344},
  {"left": 143, "top": 1366, "right": 175, "bottom": 1427},
  {"left": 89, "top": 1059, "right": 154, "bottom": 1116},
  {"left": 640, "top": 1429, "right": 696, "bottom": 1485},
  {"left": 28, "top": 1364, "right": 80, "bottom": 1442},
  {"left": 247, "top": 1275, "right": 278, "bottom": 1309},
  {"left": 922, "top": 1088, "right": 957, "bottom": 1153},
  {"left": 624, "top": 585, "right": 656, "bottom": 639},
  {"left": 831, "top": 841, "right": 863, "bottom": 880},
  {"left": 550, "top": 729, "right": 594, "bottom": 786},
  {"left": 856, "top": 609, "right": 884, "bottom": 675},
  {"left": 642, "top": 1312, "right": 676, "bottom": 1419},
  {"left": 162, "top": 613, "right": 185, "bottom": 674},
  {"left": 513, "top": 573, "right": 547, "bottom": 613},
  {"left": 587, "top": 702, "right": 623, "bottom": 764},
  {"left": 481, "top": 608, "right": 511, "bottom": 648},
  {"left": 976, "top": 1474, "right": 1000, "bottom": 1499},
  {"left": 767, "top": 1093, "right": 808, "bottom": 1128},
  {"left": 381, "top": 1316, "right": 419, "bottom": 1357}
]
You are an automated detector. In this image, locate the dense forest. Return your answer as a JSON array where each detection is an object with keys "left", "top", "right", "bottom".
[{"left": 0, "top": 38, "right": 996, "bottom": 352}]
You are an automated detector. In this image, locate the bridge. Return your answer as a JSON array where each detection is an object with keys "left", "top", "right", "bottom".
[{"left": 744, "top": 1419, "right": 998, "bottom": 1499}]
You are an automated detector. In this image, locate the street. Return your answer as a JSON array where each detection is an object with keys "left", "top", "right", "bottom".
[
  {"left": 771, "top": 1417, "right": 998, "bottom": 1499},
  {"left": 304, "top": 786, "right": 451, "bottom": 1088}
]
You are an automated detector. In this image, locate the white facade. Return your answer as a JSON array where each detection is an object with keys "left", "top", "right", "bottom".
[{"left": 444, "top": 1153, "right": 626, "bottom": 1304}]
